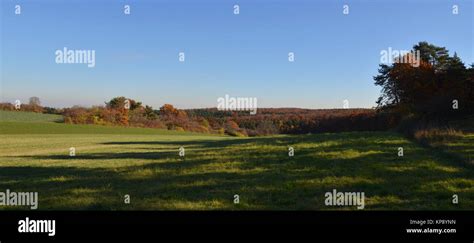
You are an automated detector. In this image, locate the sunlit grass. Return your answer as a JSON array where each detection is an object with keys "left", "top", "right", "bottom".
[{"left": 0, "top": 120, "right": 473, "bottom": 210}]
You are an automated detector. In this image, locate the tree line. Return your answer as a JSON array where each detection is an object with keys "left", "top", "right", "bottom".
[
  {"left": 1, "top": 41, "right": 471, "bottom": 137},
  {"left": 0, "top": 96, "right": 396, "bottom": 136}
]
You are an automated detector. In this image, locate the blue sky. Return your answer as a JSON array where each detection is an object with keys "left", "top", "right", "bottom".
[{"left": 1, "top": 0, "right": 473, "bottom": 109}]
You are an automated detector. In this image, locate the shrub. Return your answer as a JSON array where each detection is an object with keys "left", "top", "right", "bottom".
[{"left": 414, "top": 127, "right": 463, "bottom": 145}]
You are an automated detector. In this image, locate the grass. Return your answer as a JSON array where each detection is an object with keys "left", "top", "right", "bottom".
[
  {"left": 0, "top": 111, "right": 473, "bottom": 210},
  {"left": 0, "top": 110, "right": 63, "bottom": 123},
  {"left": 412, "top": 118, "right": 474, "bottom": 165},
  {"left": 0, "top": 121, "right": 209, "bottom": 136}
]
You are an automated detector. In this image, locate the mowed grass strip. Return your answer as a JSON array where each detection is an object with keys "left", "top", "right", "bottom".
[
  {"left": 0, "top": 110, "right": 63, "bottom": 123},
  {"left": 1, "top": 117, "right": 473, "bottom": 210},
  {"left": 0, "top": 121, "right": 214, "bottom": 135}
]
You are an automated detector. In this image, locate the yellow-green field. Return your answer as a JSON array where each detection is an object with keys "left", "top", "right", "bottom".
[{"left": 0, "top": 111, "right": 473, "bottom": 210}]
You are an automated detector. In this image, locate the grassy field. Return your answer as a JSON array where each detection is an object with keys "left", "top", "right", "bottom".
[
  {"left": 0, "top": 110, "right": 63, "bottom": 122},
  {"left": 0, "top": 111, "right": 473, "bottom": 210},
  {"left": 447, "top": 118, "right": 474, "bottom": 163}
]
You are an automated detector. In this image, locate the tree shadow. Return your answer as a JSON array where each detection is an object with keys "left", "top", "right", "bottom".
[{"left": 2, "top": 131, "right": 473, "bottom": 210}]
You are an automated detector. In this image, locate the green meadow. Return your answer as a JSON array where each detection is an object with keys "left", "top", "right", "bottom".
[
  {"left": 0, "top": 110, "right": 63, "bottom": 123},
  {"left": 0, "top": 110, "right": 473, "bottom": 210}
]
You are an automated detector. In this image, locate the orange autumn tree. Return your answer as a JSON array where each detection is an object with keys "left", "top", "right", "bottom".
[
  {"left": 106, "top": 97, "right": 142, "bottom": 126},
  {"left": 159, "top": 104, "right": 188, "bottom": 130}
]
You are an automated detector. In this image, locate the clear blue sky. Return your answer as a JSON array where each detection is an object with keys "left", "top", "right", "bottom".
[{"left": 1, "top": 0, "right": 472, "bottom": 109}]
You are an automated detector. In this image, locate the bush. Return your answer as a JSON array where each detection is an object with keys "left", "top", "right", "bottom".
[
  {"left": 414, "top": 127, "right": 463, "bottom": 145},
  {"left": 395, "top": 113, "right": 419, "bottom": 137},
  {"left": 218, "top": 128, "right": 225, "bottom": 135}
]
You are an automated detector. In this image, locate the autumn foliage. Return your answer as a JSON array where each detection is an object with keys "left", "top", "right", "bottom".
[
  {"left": 1, "top": 97, "right": 398, "bottom": 136},
  {"left": 374, "top": 41, "right": 473, "bottom": 118},
  {"left": 2, "top": 42, "right": 470, "bottom": 137}
]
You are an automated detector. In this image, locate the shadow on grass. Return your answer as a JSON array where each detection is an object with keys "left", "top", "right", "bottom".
[{"left": 1, "top": 131, "right": 473, "bottom": 210}]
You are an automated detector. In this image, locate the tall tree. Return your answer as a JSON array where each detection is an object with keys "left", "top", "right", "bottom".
[
  {"left": 374, "top": 42, "right": 471, "bottom": 117},
  {"left": 106, "top": 97, "right": 142, "bottom": 110},
  {"left": 29, "top": 97, "right": 41, "bottom": 106}
]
